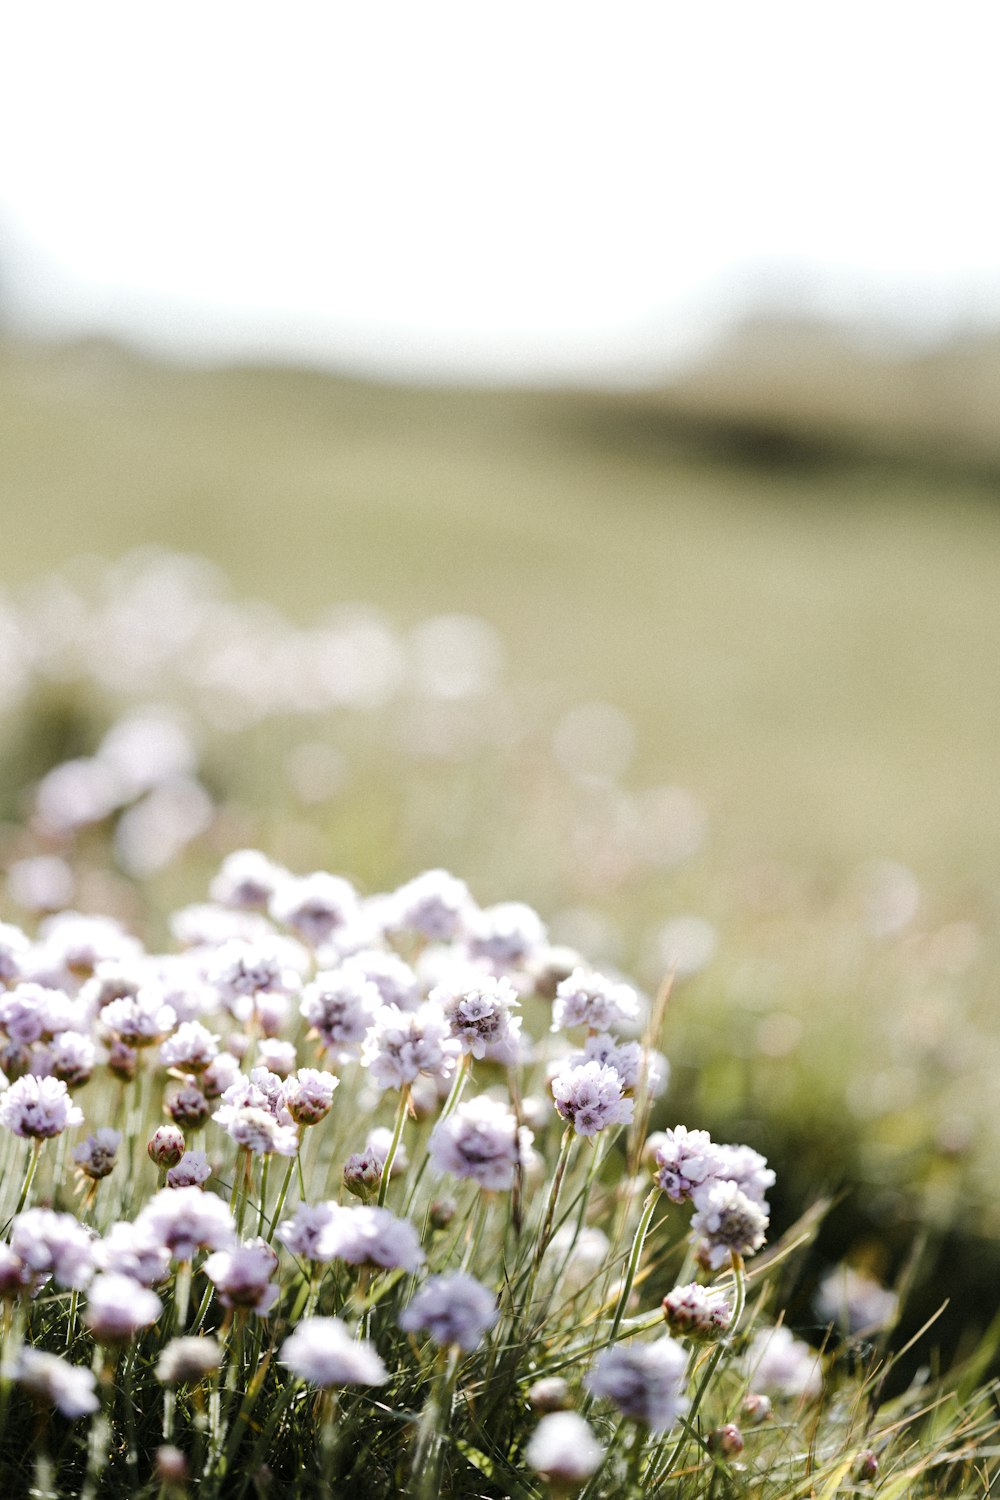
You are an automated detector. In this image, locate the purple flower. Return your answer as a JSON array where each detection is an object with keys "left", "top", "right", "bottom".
[
  {"left": 0, "top": 1073, "right": 84, "bottom": 1138},
  {"left": 585, "top": 1337, "right": 688, "bottom": 1434},
  {"left": 73, "top": 1128, "right": 121, "bottom": 1181},
  {"left": 268, "top": 871, "right": 358, "bottom": 947},
  {"left": 464, "top": 902, "right": 546, "bottom": 972},
  {"left": 167, "top": 1150, "right": 212, "bottom": 1189},
  {"left": 210, "top": 850, "right": 288, "bottom": 911},
  {"left": 276, "top": 1202, "right": 339, "bottom": 1261},
  {"left": 101, "top": 989, "right": 176, "bottom": 1047},
  {"left": 661, "top": 1282, "right": 732, "bottom": 1340},
  {"left": 361, "top": 1001, "right": 459, "bottom": 1091},
  {"left": 435, "top": 976, "right": 522, "bottom": 1063},
  {"left": 550, "top": 1060, "right": 634, "bottom": 1137},
  {"left": 652, "top": 1126, "right": 728, "bottom": 1204},
  {"left": 156, "top": 1337, "right": 223, "bottom": 1384},
  {"left": 160, "top": 1020, "right": 219, "bottom": 1073},
  {"left": 204, "top": 1239, "right": 279, "bottom": 1314},
  {"left": 552, "top": 968, "right": 640, "bottom": 1034},
  {"left": 10, "top": 1208, "right": 96, "bottom": 1289},
  {"left": 279, "top": 1316, "right": 387, "bottom": 1388},
  {"left": 689, "top": 1180, "right": 768, "bottom": 1270},
  {"left": 387, "top": 869, "right": 473, "bottom": 942},
  {"left": 136, "top": 1186, "right": 235, "bottom": 1262},
  {"left": 95, "top": 1222, "right": 171, "bottom": 1286},
  {"left": 399, "top": 1273, "right": 498, "bottom": 1351},
  {"left": 428, "top": 1095, "right": 531, "bottom": 1191},
  {"left": 317, "top": 1204, "right": 424, "bottom": 1272},
  {"left": 5, "top": 1348, "right": 98, "bottom": 1418},
  {"left": 526, "top": 1412, "right": 604, "bottom": 1485},
  {"left": 299, "top": 969, "right": 380, "bottom": 1059},
  {"left": 84, "top": 1273, "right": 163, "bottom": 1342},
  {"left": 282, "top": 1068, "right": 339, "bottom": 1127},
  {"left": 743, "top": 1325, "right": 822, "bottom": 1400}
]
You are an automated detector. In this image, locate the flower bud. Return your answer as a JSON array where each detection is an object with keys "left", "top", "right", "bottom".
[
  {"left": 527, "top": 1376, "right": 571, "bottom": 1413},
  {"left": 343, "top": 1150, "right": 381, "bottom": 1202},
  {"left": 108, "top": 1039, "right": 138, "bottom": 1082},
  {"left": 155, "top": 1445, "right": 188, "bottom": 1485},
  {"left": 742, "top": 1391, "right": 772, "bottom": 1426},
  {"left": 428, "top": 1197, "right": 456, "bottom": 1232},
  {"left": 857, "top": 1450, "right": 878, "bottom": 1482},
  {"left": 148, "top": 1125, "right": 186, "bottom": 1168},
  {"left": 167, "top": 1084, "right": 210, "bottom": 1130},
  {"left": 708, "top": 1424, "right": 744, "bottom": 1458}
]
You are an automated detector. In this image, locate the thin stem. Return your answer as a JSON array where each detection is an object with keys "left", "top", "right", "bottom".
[
  {"left": 267, "top": 1153, "right": 298, "bottom": 1244},
  {"left": 14, "top": 1138, "right": 43, "bottom": 1218},
  {"left": 656, "top": 1258, "right": 746, "bottom": 1484},
  {"left": 376, "top": 1086, "right": 410, "bottom": 1208},
  {"left": 518, "top": 1128, "right": 575, "bottom": 1324},
  {"left": 608, "top": 1188, "right": 660, "bottom": 1344}
]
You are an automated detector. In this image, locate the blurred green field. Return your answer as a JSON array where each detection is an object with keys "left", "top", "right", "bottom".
[
  {"left": 3, "top": 332, "right": 1000, "bottom": 1364},
  {"left": 4, "top": 334, "right": 1000, "bottom": 889}
]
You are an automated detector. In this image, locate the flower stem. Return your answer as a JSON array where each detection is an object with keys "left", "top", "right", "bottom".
[
  {"left": 608, "top": 1188, "right": 660, "bottom": 1344},
  {"left": 376, "top": 1086, "right": 410, "bottom": 1208}
]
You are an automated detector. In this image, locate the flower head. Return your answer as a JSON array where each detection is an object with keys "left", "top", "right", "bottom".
[
  {"left": 279, "top": 1317, "right": 387, "bottom": 1388},
  {"left": 6, "top": 1348, "right": 98, "bottom": 1418},
  {"left": 689, "top": 1180, "right": 768, "bottom": 1270},
  {"left": 0, "top": 1073, "right": 83, "bottom": 1138},
  {"left": 361, "top": 1001, "right": 459, "bottom": 1092},
  {"left": 204, "top": 1239, "right": 279, "bottom": 1314},
  {"left": 428, "top": 1095, "right": 531, "bottom": 1191},
  {"left": 585, "top": 1337, "right": 688, "bottom": 1434},
  {"left": 84, "top": 1273, "right": 163, "bottom": 1343},
  {"left": 525, "top": 1411, "right": 604, "bottom": 1485},
  {"left": 399, "top": 1273, "right": 498, "bottom": 1351},
  {"left": 552, "top": 967, "right": 640, "bottom": 1034},
  {"left": 550, "top": 1060, "right": 634, "bottom": 1137}
]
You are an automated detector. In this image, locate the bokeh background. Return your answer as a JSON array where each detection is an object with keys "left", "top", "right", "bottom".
[{"left": 3, "top": 2, "right": 1000, "bottom": 1366}]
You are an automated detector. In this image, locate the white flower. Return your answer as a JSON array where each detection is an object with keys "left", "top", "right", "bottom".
[
  {"left": 465, "top": 902, "right": 546, "bottom": 972},
  {"left": 160, "top": 1020, "right": 219, "bottom": 1073},
  {"left": 586, "top": 1337, "right": 688, "bottom": 1434},
  {"left": 136, "top": 1187, "right": 236, "bottom": 1261},
  {"left": 387, "top": 869, "right": 473, "bottom": 942},
  {"left": 435, "top": 975, "right": 522, "bottom": 1063},
  {"left": 210, "top": 850, "right": 288, "bottom": 911},
  {"left": 652, "top": 1126, "right": 728, "bottom": 1204},
  {"left": 156, "top": 1337, "right": 223, "bottom": 1385},
  {"left": 10, "top": 1208, "right": 96, "bottom": 1289},
  {"left": 361, "top": 1001, "right": 460, "bottom": 1092},
  {"left": 399, "top": 1273, "right": 497, "bottom": 1351},
  {"left": 550, "top": 1060, "right": 634, "bottom": 1137},
  {"left": 689, "top": 1180, "right": 768, "bottom": 1270},
  {"left": 167, "top": 1149, "right": 212, "bottom": 1189},
  {"left": 6, "top": 1348, "right": 98, "bottom": 1418},
  {"left": 552, "top": 968, "right": 640, "bottom": 1034},
  {"left": 525, "top": 1411, "right": 604, "bottom": 1485},
  {"left": 428, "top": 1095, "right": 530, "bottom": 1191},
  {"left": 743, "top": 1325, "right": 823, "bottom": 1400},
  {"left": 204, "top": 1239, "right": 279, "bottom": 1314},
  {"left": 299, "top": 969, "right": 380, "bottom": 1059},
  {"left": 84, "top": 1273, "right": 162, "bottom": 1342},
  {"left": 268, "top": 871, "right": 358, "bottom": 947},
  {"left": 316, "top": 1204, "right": 424, "bottom": 1273},
  {"left": 0, "top": 1073, "right": 84, "bottom": 1138},
  {"left": 279, "top": 1317, "right": 387, "bottom": 1388},
  {"left": 815, "top": 1266, "right": 898, "bottom": 1335},
  {"left": 72, "top": 1128, "right": 121, "bottom": 1180}
]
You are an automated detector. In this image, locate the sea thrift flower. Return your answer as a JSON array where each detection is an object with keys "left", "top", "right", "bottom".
[
  {"left": 279, "top": 1316, "right": 387, "bottom": 1388},
  {"left": 10, "top": 1209, "right": 96, "bottom": 1289},
  {"left": 436, "top": 975, "right": 522, "bottom": 1063},
  {"left": 743, "top": 1325, "right": 823, "bottom": 1400},
  {"left": 136, "top": 1186, "right": 236, "bottom": 1261},
  {"left": 167, "top": 1083, "right": 211, "bottom": 1129},
  {"left": 815, "top": 1265, "right": 898, "bottom": 1334},
  {"left": 84, "top": 1273, "right": 163, "bottom": 1342},
  {"left": 0, "top": 923, "right": 30, "bottom": 986},
  {"left": 361, "top": 1001, "right": 459, "bottom": 1091},
  {"left": 210, "top": 850, "right": 288, "bottom": 911},
  {"left": 148, "top": 1125, "right": 186, "bottom": 1168},
  {"left": 160, "top": 1020, "right": 219, "bottom": 1073},
  {"left": 464, "top": 901, "right": 545, "bottom": 973},
  {"left": 167, "top": 1149, "right": 212, "bottom": 1188},
  {"left": 708, "top": 1423, "right": 744, "bottom": 1457},
  {"left": 428, "top": 1095, "right": 530, "bottom": 1191},
  {"left": 156, "top": 1337, "right": 223, "bottom": 1385},
  {"left": 388, "top": 868, "right": 473, "bottom": 941},
  {"left": 96, "top": 1222, "right": 171, "bottom": 1287},
  {"left": 0, "top": 1073, "right": 83, "bottom": 1137},
  {"left": 207, "top": 938, "right": 301, "bottom": 1019},
  {"left": 398, "top": 1273, "right": 498, "bottom": 1351},
  {"left": 525, "top": 1411, "right": 604, "bottom": 1486},
  {"left": 343, "top": 1148, "right": 382, "bottom": 1200},
  {"left": 713, "top": 1143, "right": 775, "bottom": 1210},
  {"left": 299, "top": 969, "right": 380, "bottom": 1059},
  {"left": 342, "top": 950, "right": 420, "bottom": 1011},
  {"left": 526, "top": 1376, "right": 572, "bottom": 1413},
  {"left": 552, "top": 967, "right": 640, "bottom": 1034},
  {"left": 269, "top": 871, "right": 358, "bottom": 946},
  {"left": 550, "top": 1060, "right": 634, "bottom": 1137},
  {"left": 6, "top": 1348, "right": 98, "bottom": 1418},
  {"left": 276, "top": 1202, "right": 340, "bottom": 1261},
  {"left": 317, "top": 1204, "right": 425, "bottom": 1272},
  {"left": 0, "top": 1246, "right": 30, "bottom": 1298},
  {"left": 204, "top": 1239, "right": 279, "bottom": 1314},
  {"left": 256, "top": 1037, "right": 297, "bottom": 1077},
  {"left": 0, "top": 983, "right": 49, "bottom": 1043},
  {"left": 73, "top": 1128, "right": 121, "bottom": 1180},
  {"left": 282, "top": 1068, "right": 339, "bottom": 1126},
  {"left": 690, "top": 1179, "right": 769, "bottom": 1269},
  {"left": 652, "top": 1126, "right": 727, "bottom": 1204},
  {"left": 586, "top": 1336, "right": 689, "bottom": 1434},
  {"left": 43, "top": 1030, "right": 96, "bottom": 1087},
  {"left": 225, "top": 1106, "right": 299, "bottom": 1157},
  {"left": 102, "top": 989, "right": 176, "bottom": 1047},
  {"left": 662, "top": 1282, "right": 733, "bottom": 1340}
]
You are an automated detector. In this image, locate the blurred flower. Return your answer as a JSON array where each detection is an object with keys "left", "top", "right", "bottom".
[
  {"left": 399, "top": 1273, "right": 498, "bottom": 1351},
  {"left": 525, "top": 1411, "right": 604, "bottom": 1485},
  {"left": 585, "top": 1337, "right": 688, "bottom": 1434},
  {"left": 429, "top": 1095, "right": 531, "bottom": 1190},
  {"left": 279, "top": 1317, "right": 387, "bottom": 1389}
]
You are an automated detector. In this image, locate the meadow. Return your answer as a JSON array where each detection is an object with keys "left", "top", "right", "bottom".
[{"left": 1, "top": 333, "right": 999, "bottom": 1491}]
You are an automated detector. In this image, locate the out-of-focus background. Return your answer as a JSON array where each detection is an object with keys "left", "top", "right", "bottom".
[{"left": 3, "top": 2, "right": 1000, "bottom": 1358}]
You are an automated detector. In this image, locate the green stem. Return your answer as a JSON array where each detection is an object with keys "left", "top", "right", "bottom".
[
  {"left": 267, "top": 1154, "right": 298, "bottom": 1244},
  {"left": 518, "top": 1129, "right": 575, "bottom": 1325},
  {"left": 608, "top": 1188, "right": 660, "bottom": 1344},
  {"left": 376, "top": 1086, "right": 410, "bottom": 1208},
  {"left": 656, "top": 1258, "right": 746, "bottom": 1483},
  {"left": 257, "top": 1153, "right": 271, "bottom": 1238},
  {"left": 14, "top": 1138, "right": 43, "bottom": 1218}
]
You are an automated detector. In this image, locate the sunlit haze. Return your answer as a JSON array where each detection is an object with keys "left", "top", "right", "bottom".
[{"left": 3, "top": 2, "right": 1000, "bottom": 382}]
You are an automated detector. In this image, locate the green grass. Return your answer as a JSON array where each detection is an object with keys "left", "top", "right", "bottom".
[{"left": 4, "top": 335, "right": 1000, "bottom": 889}]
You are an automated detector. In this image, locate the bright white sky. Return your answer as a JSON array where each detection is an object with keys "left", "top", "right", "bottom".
[{"left": 2, "top": 2, "right": 999, "bottom": 382}]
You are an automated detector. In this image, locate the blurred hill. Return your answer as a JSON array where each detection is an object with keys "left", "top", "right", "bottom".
[
  {"left": 2, "top": 330, "right": 1000, "bottom": 891},
  {"left": 642, "top": 314, "right": 1000, "bottom": 474}
]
